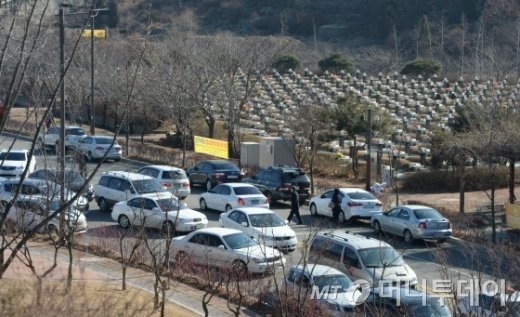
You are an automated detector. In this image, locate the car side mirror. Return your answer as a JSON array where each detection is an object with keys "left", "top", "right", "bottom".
[
  {"left": 284, "top": 220, "right": 289, "bottom": 224},
  {"left": 152, "top": 207, "right": 161, "bottom": 213},
  {"left": 218, "top": 244, "right": 226, "bottom": 249},
  {"left": 241, "top": 221, "right": 248, "bottom": 227}
]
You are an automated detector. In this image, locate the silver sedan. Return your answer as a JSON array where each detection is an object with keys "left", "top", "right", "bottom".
[{"left": 371, "top": 205, "right": 452, "bottom": 243}]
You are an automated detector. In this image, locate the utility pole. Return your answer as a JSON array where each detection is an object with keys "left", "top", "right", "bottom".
[
  {"left": 365, "top": 108, "right": 372, "bottom": 192},
  {"left": 90, "top": 1, "right": 95, "bottom": 135}
]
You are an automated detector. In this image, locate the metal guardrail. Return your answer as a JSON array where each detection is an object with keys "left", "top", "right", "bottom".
[{"left": 473, "top": 203, "right": 506, "bottom": 226}]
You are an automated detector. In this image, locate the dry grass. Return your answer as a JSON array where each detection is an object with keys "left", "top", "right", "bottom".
[{"left": 0, "top": 279, "right": 196, "bottom": 317}]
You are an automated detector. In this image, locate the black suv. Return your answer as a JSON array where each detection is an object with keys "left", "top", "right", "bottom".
[{"left": 243, "top": 166, "right": 310, "bottom": 205}]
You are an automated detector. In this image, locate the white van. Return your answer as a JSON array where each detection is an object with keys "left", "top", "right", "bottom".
[{"left": 308, "top": 230, "right": 417, "bottom": 288}]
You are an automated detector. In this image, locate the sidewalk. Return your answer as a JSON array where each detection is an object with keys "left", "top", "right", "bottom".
[{"left": 4, "top": 242, "right": 258, "bottom": 317}]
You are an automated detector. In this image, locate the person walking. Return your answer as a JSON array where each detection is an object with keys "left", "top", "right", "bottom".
[
  {"left": 331, "top": 188, "right": 342, "bottom": 223},
  {"left": 287, "top": 186, "right": 303, "bottom": 225}
]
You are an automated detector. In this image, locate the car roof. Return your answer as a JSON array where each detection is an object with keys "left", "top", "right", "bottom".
[
  {"left": 0, "top": 149, "right": 29, "bottom": 154},
  {"left": 291, "top": 264, "right": 345, "bottom": 277},
  {"left": 91, "top": 135, "right": 114, "bottom": 139},
  {"left": 315, "top": 230, "right": 391, "bottom": 249},
  {"left": 135, "top": 191, "right": 176, "bottom": 200},
  {"left": 338, "top": 188, "right": 370, "bottom": 194},
  {"left": 191, "top": 227, "right": 243, "bottom": 236},
  {"left": 218, "top": 182, "right": 255, "bottom": 188},
  {"left": 64, "top": 125, "right": 84, "bottom": 129},
  {"left": 394, "top": 204, "right": 436, "bottom": 210},
  {"left": 232, "top": 207, "right": 274, "bottom": 215},
  {"left": 140, "top": 165, "right": 185, "bottom": 172},
  {"left": 100, "top": 171, "right": 154, "bottom": 180}
]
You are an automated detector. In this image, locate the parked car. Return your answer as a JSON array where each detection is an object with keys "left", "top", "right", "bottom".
[
  {"left": 371, "top": 205, "right": 452, "bottom": 244},
  {"left": 29, "top": 168, "right": 95, "bottom": 201},
  {"left": 366, "top": 286, "right": 452, "bottom": 317},
  {"left": 37, "top": 125, "right": 87, "bottom": 152},
  {"left": 1, "top": 196, "right": 87, "bottom": 235},
  {"left": 76, "top": 135, "right": 122, "bottom": 162},
  {"left": 308, "top": 230, "right": 417, "bottom": 288},
  {"left": 0, "top": 149, "right": 36, "bottom": 177},
  {"left": 0, "top": 178, "right": 89, "bottom": 212},
  {"left": 111, "top": 191, "right": 207, "bottom": 234},
  {"left": 186, "top": 160, "right": 243, "bottom": 191},
  {"left": 309, "top": 188, "right": 382, "bottom": 223},
  {"left": 243, "top": 165, "right": 310, "bottom": 205},
  {"left": 137, "top": 165, "right": 190, "bottom": 199},
  {"left": 170, "top": 227, "right": 285, "bottom": 274},
  {"left": 219, "top": 207, "right": 297, "bottom": 252},
  {"left": 284, "top": 264, "right": 366, "bottom": 317},
  {"left": 457, "top": 291, "right": 520, "bottom": 317},
  {"left": 199, "top": 183, "right": 269, "bottom": 212},
  {"left": 94, "top": 171, "right": 168, "bottom": 212}
]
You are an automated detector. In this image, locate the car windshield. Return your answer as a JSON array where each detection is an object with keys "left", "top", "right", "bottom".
[
  {"left": 413, "top": 208, "right": 443, "bottom": 220},
  {"left": 163, "top": 170, "right": 187, "bottom": 180},
  {"left": 346, "top": 191, "right": 377, "bottom": 200},
  {"left": 223, "top": 233, "right": 258, "bottom": 249},
  {"left": 94, "top": 137, "right": 114, "bottom": 145},
  {"left": 281, "top": 172, "right": 308, "bottom": 183},
  {"left": 0, "top": 152, "right": 26, "bottom": 161},
  {"left": 133, "top": 179, "right": 166, "bottom": 194},
  {"left": 249, "top": 213, "right": 286, "bottom": 227},
  {"left": 313, "top": 274, "right": 352, "bottom": 293},
  {"left": 66, "top": 128, "right": 85, "bottom": 136},
  {"left": 358, "top": 247, "right": 405, "bottom": 268},
  {"left": 156, "top": 198, "right": 187, "bottom": 211},
  {"left": 64, "top": 170, "right": 84, "bottom": 183},
  {"left": 234, "top": 186, "right": 261, "bottom": 195}
]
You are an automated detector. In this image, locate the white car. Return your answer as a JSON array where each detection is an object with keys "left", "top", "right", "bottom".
[
  {"left": 2, "top": 196, "right": 87, "bottom": 235},
  {"left": 309, "top": 188, "right": 382, "bottom": 223},
  {"left": 137, "top": 165, "right": 190, "bottom": 199},
  {"left": 77, "top": 135, "right": 122, "bottom": 162},
  {"left": 0, "top": 178, "right": 89, "bottom": 212},
  {"left": 111, "top": 191, "right": 207, "bottom": 233},
  {"left": 170, "top": 227, "right": 286, "bottom": 274},
  {"left": 37, "top": 125, "right": 87, "bottom": 152},
  {"left": 199, "top": 183, "right": 269, "bottom": 213},
  {"left": 219, "top": 207, "right": 297, "bottom": 252},
  {"left": 0, "top": 149, "right": 36, "bottom": 177}
]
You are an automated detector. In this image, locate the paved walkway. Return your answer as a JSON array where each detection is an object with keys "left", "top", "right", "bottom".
[{"left": 4, "top": 242, "right": 258, "bottom": 317}]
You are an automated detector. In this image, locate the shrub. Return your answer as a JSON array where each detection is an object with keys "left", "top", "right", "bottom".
[
  {"left": 272, "top": 55, "right": 300, "bottom": 74},
  {"left": 318, "top": 53, "right": 354, "bottom": 74},
  {"left": 400, "top": 58, "right": 441, "bottom": 78},
  {"left": 402, "top": 166, "right": 510, "bottom": 193}
]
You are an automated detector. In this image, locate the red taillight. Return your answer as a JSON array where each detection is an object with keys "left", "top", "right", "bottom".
[
  {"left": 348, "top": 202, "right": 362, "bottom": 207},
  {"left": 279, "top": 183, "right": 292, "bottom": 190},
  {"left": 161, "top": 182, "right": 172, "bottom": 188},
  {"left": 182, "top": 182, "right": 190, "bottom": 188},
  {"left": 264, "top": 197, "right": 269, "bottom": 204},
  {"left": 375, "top": 201, "right": 382, "bottom": 207},
  {"left": 238, "top": 198, "right": 245, "bottom": 206},
  {"left": 418, "top": 222, "right": 427, "bottom": 229}
]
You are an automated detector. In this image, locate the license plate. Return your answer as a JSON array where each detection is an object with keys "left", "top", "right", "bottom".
[
  {"left": 227, "top": 175, "right": 238, "bottom": 179},
  {"left": 195, "top": 223, "right": 205, "bottom": 229},
  {"left": 251, "top": 200, "right": 259, "bottom": 205},
  {"left": 364, "top": 203, "right": 375, "bottom": 209}
]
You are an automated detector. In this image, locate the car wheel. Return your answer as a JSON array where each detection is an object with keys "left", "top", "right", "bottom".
[
  {"left": 225, "top": 204, "right": 233, "bottom": 212},
  {"left": 162, "top": 221, "right": 175, "bottom": 236},
  {"left": 373, "top": 220, "right": 382, "bottom": 233},
  {"left": 232, "top": 260, "right": 247, "bottom": 275},
  {"left": 206, "top": 180, "right": 212, "bottom": 192},
  {"left": 47, "top": 224, "right": 60, "bottom": 240},
  {"left": 98, "top": 198, "right": 108, "bottom": 213},
  {"left": 87, "top": 151, "right": 94, "bottom": 162},
  {"left": 404, "top": 229, "right": 414, "bottom": 244},
  {"left": 199, "top": 198, "right": 208, "bottom": 211},
  {"left": 118, "top": 215, "right": 130, "bottom": 229},
  {"left": 310, "top": 203, "right": 318, "bottom": 216},
  {"left": 338, "top": 211, "right": 346, "bottom": 224}
]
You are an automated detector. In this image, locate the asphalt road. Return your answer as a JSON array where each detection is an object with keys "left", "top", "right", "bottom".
[{"left": 2, "top": 135, "right": 505, "bottom": 294}]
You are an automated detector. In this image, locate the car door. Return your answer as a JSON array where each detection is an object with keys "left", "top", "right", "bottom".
[
  {"left": 224, "top": 210, "right": 242, "bottom": 230},
  {"left": 342, "top": 246, "right": 364, "bottom": 281},
  {"left": 394, "top": 208, "right": 411, "bottom": 238},
  {"left": 19, "top": 201, "right": 43, "bottom": 231},
  {"left": 206, "top": 185, "right": 227, "bottom": 211},
  {"left": 380, "top": 207, "right": 401, "bottom": 235},
  {"left": 126, "top": 197, "right": 145, "bottom": 226},
  {"left": 318, "top": 190, "right": 334, "bottom": 217},
  {"left": 78, "top": 136, "right": 92, "bottom": 154},
  {"left": 236, "top": 211, "right": 255, "bottom": 237},
  {"left": 142, "top": 198, "right": 163, "bottom": 228},
  {"left": 189, "top": 162, "right": 206, "bottom": 185},
  {"left": 205, "top": 234, "right": 230, "bottom": 268},
  {"left": 215, "top": 185, "right": 232, "bottom": 211}
]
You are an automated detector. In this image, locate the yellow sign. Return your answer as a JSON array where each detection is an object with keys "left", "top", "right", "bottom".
[
  {"left": 82, "top": 29, "right": 107, "bottom": 38},
  {"left": 505, "top": 203, "right": 520, "bottom": 229},
  {"left": 194, "top": 136, "right": 228, "bottom": 159}
]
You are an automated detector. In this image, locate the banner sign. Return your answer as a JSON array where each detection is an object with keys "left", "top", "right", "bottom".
[
  {"left": 505, "top": 203, "right": 520, "bottom": 229},
  {"left": 194, "top": 136, "right": 229, "bottom": 159}
]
